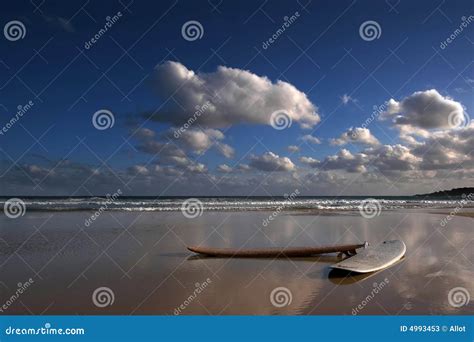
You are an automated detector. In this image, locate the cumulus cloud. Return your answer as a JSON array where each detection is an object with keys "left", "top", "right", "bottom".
[
  {"left": 341, "top": 94, "right": 356, "bottom": 105},
  {"left": 321, "top": 149, "right": 369, "bottom": 173},
  {"left": 287, "top": 145, "right": 300, "bottom": 153},
  {"left": 321, "top": 144, "right": 423, "bottom": 174},
  {"left": 148, "top": 61, "right": 320, "bottom": 129},
  {"left": 215, "top": 142, "right": 235, "bottom": 158},
  {"left": 320, "top": 129, "right": 474, "bottom": 175},
  {"left": 128, "top": 165, "right": 149, "bottom": 175},
  {"left": 367, "top": 144, "right": 421, "bottom": 171},
  {"left": 381, "top": 89, "right": 466, "bottom": 132},
  {"left": 299, "top": 156, "right": 320, "bottom": 168},
  {"left": 171, "top": 128, "right": 224, "bottom": 154},
  {"left": 186, "top": 162, "right": 207, "bottom": 173},
  {"left": 249, "top": 152, "right": 295, "bottom": 172},
  {"left": 24, "top": 164, "right": 50, "bottom": 177},
  {"left": 139, "top": 127, "right": 234, "bottom": 162},
  {"left": 330, "top": 127, "right": 380, "bottom": 146},
  {"left": 237, "top": 164, "right": 251, "bottom": 171},
  {"left": 299, "top": 134, "right": 321, "bottom": 144},
  {"left": 217, "top": 164, "right": 233, "bottom": 173},
  {"left": 134, "top": 128, "right": 156, "bottom": 140},
  {"left": 411, "top": 124, "right": 474, "bottom": 170}
]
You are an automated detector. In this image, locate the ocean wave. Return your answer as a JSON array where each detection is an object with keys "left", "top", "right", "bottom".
[{"left": 0, "top": 197, "right": 472, "bottom": 212}]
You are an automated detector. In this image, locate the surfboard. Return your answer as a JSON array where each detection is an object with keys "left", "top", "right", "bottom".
[
  {"left": 330, "top": 240, "right": 406, "bottom": 273},
  {"left": 187, "top": 242, "right": 367, "bottom": 258}
]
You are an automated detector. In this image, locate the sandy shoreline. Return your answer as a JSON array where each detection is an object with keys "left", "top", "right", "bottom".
[{"left": 0, "top": 208, "right": 472, "bottom": 315}]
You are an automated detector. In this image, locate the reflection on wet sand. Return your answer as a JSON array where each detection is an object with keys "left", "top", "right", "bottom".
[
  {"left": 0, "top": 209, "right": 472, "bottom": 315},
  {"left": 327, "top": 268, "right": 378, "bottom": 285}
]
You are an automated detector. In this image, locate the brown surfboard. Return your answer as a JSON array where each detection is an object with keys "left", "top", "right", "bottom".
[{"left": 187, "top": 242, "right": 368, "bottom": 258}]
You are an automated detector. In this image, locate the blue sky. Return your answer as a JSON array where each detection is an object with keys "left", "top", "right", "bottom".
[{"left": 0, "top": 0, "right": 473, "bottom": 196}]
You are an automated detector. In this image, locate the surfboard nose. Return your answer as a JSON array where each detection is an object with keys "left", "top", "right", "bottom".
[{"left": 187, "top": 246, "right": 199, "bottom": 253}]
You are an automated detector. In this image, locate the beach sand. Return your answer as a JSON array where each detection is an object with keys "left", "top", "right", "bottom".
[{"left": 0, "top": 208, "right": 472, "bottom": 315}]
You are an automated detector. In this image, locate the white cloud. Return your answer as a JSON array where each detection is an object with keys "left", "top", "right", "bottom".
[
  {"left": 154, "top": 165, "right": 181, "bottom": 176},
  {"left": 128, "top": 165, "right": 149, "bottom": 175},
  {"left": 299, "top": 156, "right": 320, "bottom": 168},
  {"left": 186, "top": 163, "right": 207, "bottom": 173},
  {"left": 411, "top": 124, "right": 474, "bottom": 170},
  {"left": 217, "top": 164, "right": 233, "bottom": 173},
  {"left": 237, "top": 164, "right": 251, "bottom": 171},
  {"left": 321, "top": 149, "right": 368, "bottom": 173},
  {"left": 172, "top": 128, "right": 223, "bottom": 154},
  {"left": 168, "top": 156, "right": 189, "bottom": 166},
  {"left": 135, "top": 128, "right": 155, "bottom": 139},
  {"left": 341, "top": 94, "right": 356, "bottom": 105},
  {"left": 300, "top": 134, "right": 321, "bottom": 144},
  {"left": 287, "top": 145, "right": 300, "bottom": 153},
  {"left": 249, "top": 152, "right": 295, "bottom": 172},
  {"left": 24, "top": 164, "right": 50, "bottom": 179},
  {"left": 381, "top": 89, "right": 465, "bottom": 132},
  {"left": 167, "top": 128, "right": 234, "bottom": 158},
  {"left": 330, "top": 127, "right": 380, "bottom": 146},
  {"left": 135, "top": 139, "right": 212, "bottom": 174},
  {"left": 215, "top": 142, "right": 235, "bottom": 158},
  {"left": 150, "top": 61, "right": 320, "bottom": 129},
  {"left": 321, "top": 144, "right": 421, "bottom": 174},
  {"left": 367, "top": 144, "right": 421, "bottom": 171}
]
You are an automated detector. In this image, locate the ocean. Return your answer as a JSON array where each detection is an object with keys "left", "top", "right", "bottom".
[{"left": 1, "top": 196, "right": 472, "bottom": 212}]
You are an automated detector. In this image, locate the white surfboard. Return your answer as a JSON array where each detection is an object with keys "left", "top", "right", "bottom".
[{"left": 331, "top": 240, "right": 406, "bottom": 273}]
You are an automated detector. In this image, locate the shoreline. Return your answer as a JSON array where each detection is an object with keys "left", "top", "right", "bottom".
[{"left": 3, "top": 205, "right": 474, "bottom": 214}]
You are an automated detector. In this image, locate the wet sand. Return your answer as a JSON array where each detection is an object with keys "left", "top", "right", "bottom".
[{"left": 0, "top": 209, "right": 472, "bottom": 315}]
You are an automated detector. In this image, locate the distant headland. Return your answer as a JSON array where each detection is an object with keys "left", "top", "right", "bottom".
[{"left": 415, "top": 187, "right": 474, "bottom": 198}]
